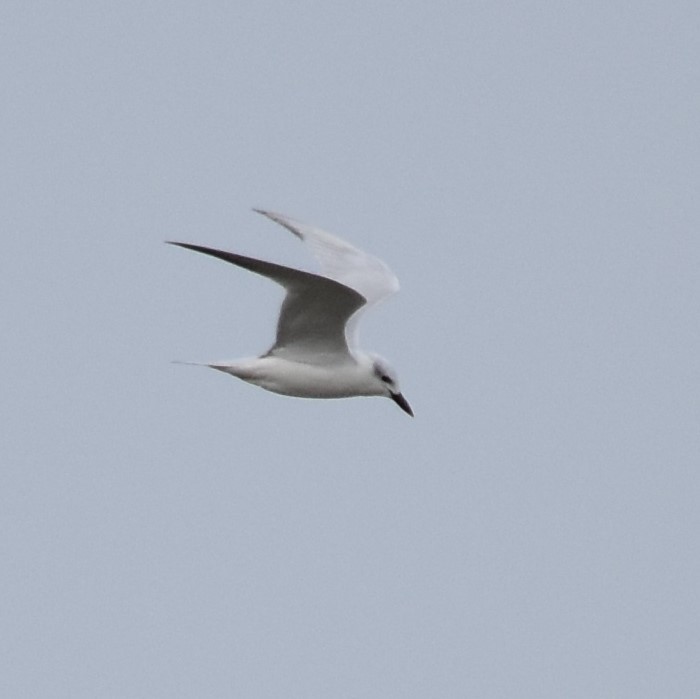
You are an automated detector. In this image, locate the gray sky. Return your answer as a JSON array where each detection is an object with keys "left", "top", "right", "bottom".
[{"left": 3, "top": 1, "right": 699, "bottom": 697}]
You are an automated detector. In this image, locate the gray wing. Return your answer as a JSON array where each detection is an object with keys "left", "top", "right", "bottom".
[
  {"left": 168, "top": 242, "right": 366, "bottom": 363},
  {"left": 253, "top": 210, "right": 399, "bottom": 348}
]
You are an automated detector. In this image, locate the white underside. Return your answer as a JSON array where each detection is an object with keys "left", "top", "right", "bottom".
[{"left": 209, "top": 355, "right": 384, "bottom": 399}]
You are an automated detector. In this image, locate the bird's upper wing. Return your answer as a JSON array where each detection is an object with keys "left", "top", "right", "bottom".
[
  {"left": 168, "top": 242, "right": 365, "bottom": 363},
  {"left": 253, "top": 210, "right": 399, "bottom": 347}
]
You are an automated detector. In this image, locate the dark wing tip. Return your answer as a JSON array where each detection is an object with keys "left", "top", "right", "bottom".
[
  {"left": 165, "top": 241, "right": 208, "bottom": 253},
  {"left": 252, "top": 208, "right": 305, "bottom": 241}
]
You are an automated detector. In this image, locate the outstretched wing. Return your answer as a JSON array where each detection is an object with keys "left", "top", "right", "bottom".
[
  {"left": 168, "top": 242, "right": 366, "bottom": 363},
  {"left": 253, "top": 209, "right": 399, "bottom": 347}
]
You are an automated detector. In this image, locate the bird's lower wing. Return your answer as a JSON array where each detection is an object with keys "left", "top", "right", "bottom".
[{"left": 168, "top": 242, "right": 366, "bottom": 362}]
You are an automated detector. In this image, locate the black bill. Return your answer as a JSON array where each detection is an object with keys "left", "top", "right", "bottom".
[{"left": 390, "top": 392, "right": 414, "bottom": 417}]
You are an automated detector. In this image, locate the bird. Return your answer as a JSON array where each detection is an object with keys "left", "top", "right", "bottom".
[{"left": 168, "top": 209, "right": 413, "bottom": 416}]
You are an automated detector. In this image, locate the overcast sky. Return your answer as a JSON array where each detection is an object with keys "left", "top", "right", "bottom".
[{"left": 2, "top": 1, "right": 699, "bottom": 697}]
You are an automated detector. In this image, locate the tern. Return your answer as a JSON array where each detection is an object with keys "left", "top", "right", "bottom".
[{"left": 168, "top": 209, "right": 413, "bottom": 416}]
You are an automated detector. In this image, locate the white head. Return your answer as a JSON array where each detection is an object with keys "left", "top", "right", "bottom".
[{"left": 367, "top": 353, "right": 413, "bottom": 417}]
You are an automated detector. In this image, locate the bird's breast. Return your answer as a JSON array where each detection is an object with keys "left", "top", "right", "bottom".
[{"left": 245, "top": 356, "right": 377, "bottom": 398}]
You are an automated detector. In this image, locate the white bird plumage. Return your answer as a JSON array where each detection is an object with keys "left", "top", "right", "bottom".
[{"left": 169, "top": 209, "right": 413, "bottom": 416}]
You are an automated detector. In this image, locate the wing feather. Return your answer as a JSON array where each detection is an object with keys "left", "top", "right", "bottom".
[
  {"left": 253, "top": 210, "right": 399, "bottom": 347},
  {"left": 168, "top": 242, "right": 365, "bottom": 362}
]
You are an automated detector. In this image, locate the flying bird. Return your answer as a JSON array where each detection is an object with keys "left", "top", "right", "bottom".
[{"left": 168, "top": 209, "right": 413, "bottom": 416}]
